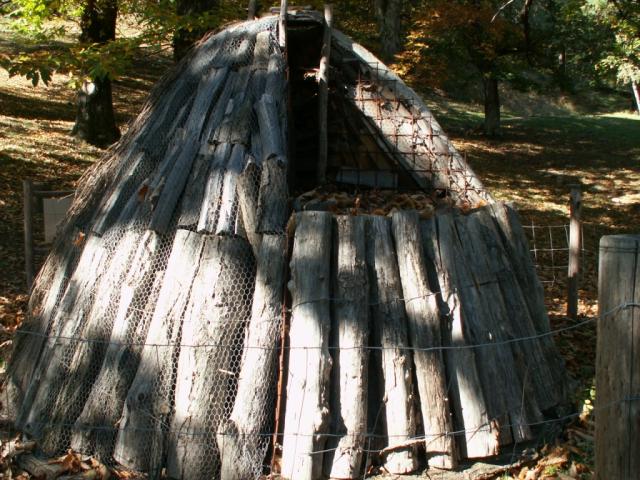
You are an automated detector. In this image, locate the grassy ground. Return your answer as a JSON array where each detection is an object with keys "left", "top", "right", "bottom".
[{"left": 1, "top": 19, "right": 640, "bottom": 479}]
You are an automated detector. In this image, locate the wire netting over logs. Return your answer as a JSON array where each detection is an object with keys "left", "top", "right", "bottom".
[{"left": 3, "top": 10, "right": 574, "bottom": 480}]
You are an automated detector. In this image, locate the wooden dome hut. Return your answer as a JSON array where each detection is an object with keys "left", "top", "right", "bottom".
[{"left": 3, "top": 7, "right": 571, "bottom": 480}]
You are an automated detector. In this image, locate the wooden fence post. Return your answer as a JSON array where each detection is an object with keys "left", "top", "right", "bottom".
[
  {"left": 23, "top": 180, "right": 34, "bottom": 291},
  {"left": 567, "top": 184, "right": 581, "bottom": 319},
  {"left": 595, "top": 234, "right": 640, "bottom": 479}
]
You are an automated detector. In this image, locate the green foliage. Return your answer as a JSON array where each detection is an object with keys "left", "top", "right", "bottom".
[{"left": 0, "top": 0, "right": 241, "bottom": 87}]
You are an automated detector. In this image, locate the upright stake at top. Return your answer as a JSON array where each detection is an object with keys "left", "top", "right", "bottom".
[
  {"left": 567, "top": 184, "right": 582, "bottom": 319},
  {"left": 317, "top": 4, "right": 333, "bottom": 184},
  {"left": 278, "top": 0, "right": 288, "bottom": 48}
]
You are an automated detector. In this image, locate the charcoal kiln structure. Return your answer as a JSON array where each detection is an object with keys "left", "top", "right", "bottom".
[{"left": 4, "top": 8, "right": 571, "bottom": 480}]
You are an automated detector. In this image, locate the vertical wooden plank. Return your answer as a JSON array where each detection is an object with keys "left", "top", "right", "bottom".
[
  {"left": 567, "top": 185, "right": 582, "bottom": 319},
  {"left": 281, "top": 211, "right": 332, "bottom": 480},
  {"left": 317, "top": 4, "right": 333, "bottom": 184},
  {"left": 364, "top": 216, "right": 419, "bottom": 474},
  {"left": 278, "top": 0, "right": 288, "bottom": 49},
  {"left": 23, "top": 180, "right": 34, "bottom": 291},
  {"left": 391, "top": 210, "right": 457, "bottom": 470},
  {"left": 324, "top": 215, "right": 368, "bottom": 479},
  {"left": 595, "top": 235, "right": 640, "bottom": 480}
]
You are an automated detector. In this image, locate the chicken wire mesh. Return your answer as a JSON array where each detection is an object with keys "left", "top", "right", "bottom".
[{"left": 4, "top": 15, "right": 286, "bottom": 480}]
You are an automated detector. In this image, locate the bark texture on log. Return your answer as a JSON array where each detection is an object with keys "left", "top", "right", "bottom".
[
  {"left": 71, "top": 231, "right": 164, "bottom": 459},
  {"left": 364, "top": 216, "right": 419, "bottom": 474},
  {"left": 424, "top": 215, "right": 499, "bottom": 458},
  {"left": 282, "top": 211, "right": 333, "bottom": 480},
  {"left": 166, "top": 236, "right": 254, "bottom": 480},
  {"left": 324, "top": 215, "right": 369, "bottom": 479},
  {"left": 391, "top": 210, "right": 456, "bottom": 470},
  {"left": 218, "top": 234, "right": 286, "bottom": 480},
  {"left": 113, "top": 230, "right": 205, "bottom": 473},
  {"left": 257, "top": 155, "right": 288, "bottom": 233},
  {"left": 19, "top": 235, "right": 107, "bottom": 438}
]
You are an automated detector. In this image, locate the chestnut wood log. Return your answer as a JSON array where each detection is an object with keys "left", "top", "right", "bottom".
[
  {"left": 256, "top": 155, "right": 288, "bottom": 233},
  {"left": 113, "top": 230, "right": 206, "bottom": 473},
  {"left": 38, "top": 226, "right": 145, "bottom": 454},
  {"left": 281, "top": 211, "right": 333, "bottom": 480},
  {"left": 364, "top": 216, "right": 419, "bottom": 474},
  {"left": 177, "top": 144, "right": 216, "bottom": 228},
  {"left": 324, "top": 215, "right": 369, "bottom": 479},
  {"left": 451, "top": 213, "right": 535, "bottom": 443},
  {"left": 166, "top": 235, "right": 254, "bottom": 480},
  {"left": 18, "top": 235, "right": 107, "bottom": 437},
  {"left": 3, "top": 234, "right": 81, "bottom": 422},
  {"left": 216, "top": 144, "right": 247, "bottom": 235},
  {"left": 471, "top": 208, "right": 560, "bottom": 411},
  {"left": 391, "top": 210, "right": 456, "bottom": 470},
  {"left": 236, "top": 158, "right": 262, "bottom": 257},
  {"left": 71, "top": 231, "right": 163, "bottom": 459},
  {"left": 201, "top": 71, "right": 238, "bottom": 143},
  {"left": 197, "top": 143, "right": 233, "bottom": 233},
  {"left": 217, "top": 234, "right": 286, "bottom": 480},
  {"left": 488, "top": 202, "right": 569, "bottom": 403},
  {"left": 257, "top": 94, "right": 284, "bottom": 162},
  {"left": 423, "top": 215, "right": 499, "bottom": 458}
]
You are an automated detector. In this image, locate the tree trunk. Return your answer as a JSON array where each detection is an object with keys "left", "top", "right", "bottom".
[
  {"left": 324, "top": 216, "right": 369, "bottom": 479},
  {"left": 281, "top": 211, "right": 333, "bottom": 480},
  {"left": 71, "top": 0, "right": 120, "bottom": 147},
  {"left": 483, "top": 75, "right": 500, "bottom": 137},
  {"left": 632, "top": 82, "right": 640, "bottom": 115},
  {"left": 173, "top": 0, "right": 219, "bottom": 61},
  {"left": 374, "top": 0, "right": 403, "bottom": 61}
]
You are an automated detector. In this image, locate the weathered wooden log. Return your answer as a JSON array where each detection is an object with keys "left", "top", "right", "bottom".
[
  {"left": 146, "top": 128, "right": 186, "bottom": 209},
  {"left": 364, "top": 216, "right": 419, "bottom": 474},
  {"left": 423, "top": 215, "right": 499, "bottom": 459},
  {"left": 391, "top": 210, "right": 456, "bottom": 470},
  {"left": 323, "top": 215, "right": 369, "bottom": 479},
  {"left": 3, "top": 234, "right": 81, "bottom": 422},
  {"left": 201, "top": 71, "right": 239, "bottom": 143},
  {"left": 216, "top": 144, "right": 247, "bottom": 235},
  {"left": 281, "top": 211, "right": 333, "bottom": 480},
  {"left": 38, "top": 225, "right": 145, "bottom": 454},
  {"left": 217, "top": 234, "right": 286, "bottom": 480},
  {"left": 177, "top": 144, "right": 216, "bottom": 228},
  {"left": 197, "top": 142, "right": 233, "bottom": 233},
  {"left": 451, "top": 212, "right": 535, "bottom": 443},
  {"left": 236, "top": 157, "right": 262, "bottom": 257},
  {"left": 18, "top": 235, "right": 107, "bottom": 437},
  {"left": 71, "top": 231, "right": 163, "bottom": 459},
  {"left": 166, "top": 235, "right": 254, "bottom": 480},
  {"left": 459, "top": 213, "right": 543, "bottom": 424},
  {"left": 257, "top": 155, "right": 288, "bottom": 233},
  {"left": 488, "top": 202, "right": 569, "bottom": 402},
  {"left": 113, "top": 229, "right": 206, "bottom": 473},
  {"left": 92, "top": 146, "right": 145, "bottom": 235},
  {"left": 471, "top": 208, "right": 560, "bottom": 411},
  {"left": 257, "top": 94, "right": 284, "bottom": 162},
  {"left": 149, "top": 69, "right": 229, "bottom": 234}
]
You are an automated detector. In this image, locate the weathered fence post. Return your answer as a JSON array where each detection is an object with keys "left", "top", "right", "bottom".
[
  {"left": 23, "top": 180, "right": 34, "bottom": 291},
  {"left": 595, "top": 234, "right": 640, "bottom": 480},
  {"left": 567, "top": 184, "right": 582, "bottom": 319}
]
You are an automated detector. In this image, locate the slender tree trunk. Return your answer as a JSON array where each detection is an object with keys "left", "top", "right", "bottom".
[
  {"left": 483, "top": 75, "right": 500, "bottom": 136},
  {"left": 632, "top": 82, "right": 640, "bottom": 115},
  {"left": 173, "top": 0, "right": 219, "bottom": 61},
  {"left": 71, "top": 0, "right": 120, "bottom": 147},
  {"left": 374, "top": 0, "right": 403, "bottom": 61}
]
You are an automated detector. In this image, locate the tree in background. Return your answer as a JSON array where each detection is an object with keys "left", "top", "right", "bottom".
[
  {"left": 173, "top": 0, "right": 219, "bottom": 61},
  {"left": 375, "top": 0, "right": 404, "bottom": 61},
  {"left": 585, "top": 0, "right": 640, "bottom": 113},
  {"left": 70, "top": 0, "right": 120, "bottom": 146}
]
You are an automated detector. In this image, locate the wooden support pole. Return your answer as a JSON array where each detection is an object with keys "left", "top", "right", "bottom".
[
  {"left": 567, "top": 185, "right": 582, "bottom": 319},
  {"left": 23, "top": 180, "right": 34, "bottom": 291},
  {"left": 278, "top": 0, "right": 288, "bottom": 49},
  {"left": 317, "top": 4, "right": 332, "bottom": 184},
  {"left": 595, "top": 235, "right": 640, "bottom": 479}
]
